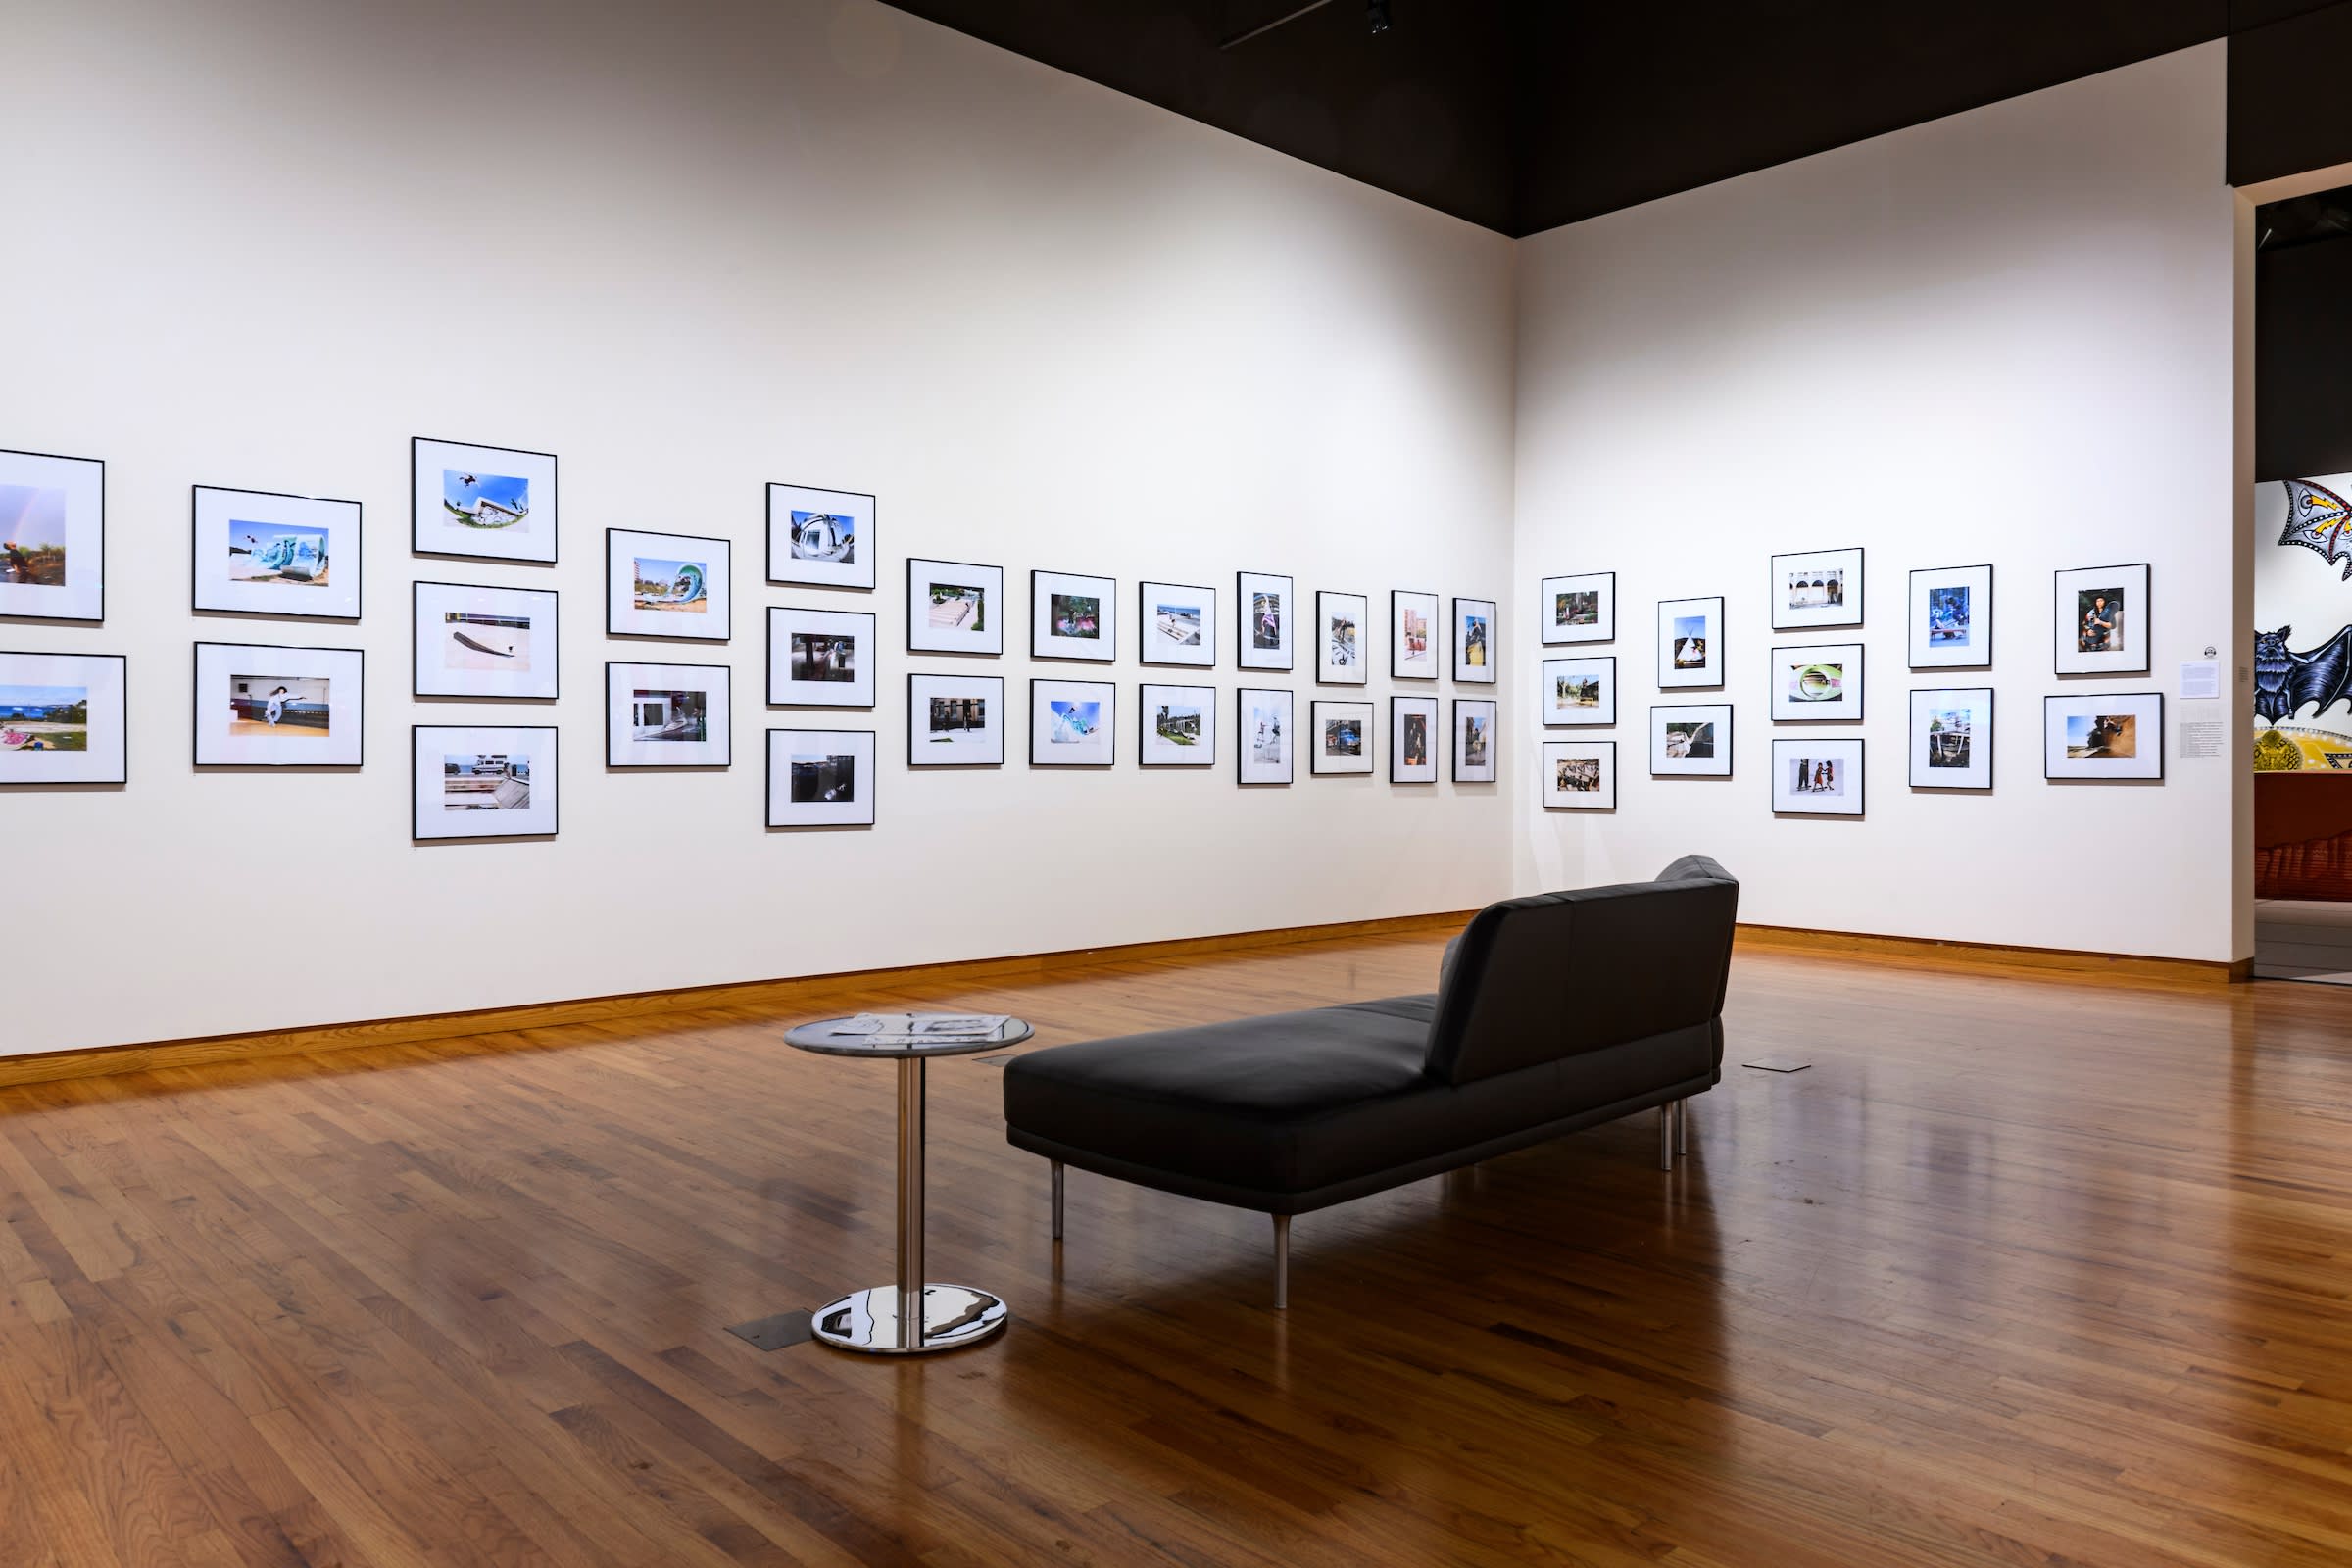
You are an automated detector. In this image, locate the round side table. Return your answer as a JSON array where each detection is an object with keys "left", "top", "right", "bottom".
[{"left": 784, "top": 1013, "right": 1033, "bottom": 1354}]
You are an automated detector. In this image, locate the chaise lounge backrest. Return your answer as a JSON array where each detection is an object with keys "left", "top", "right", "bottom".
[{"left": 1424, "top": 855, "right": 1740, "bottom": 1086}]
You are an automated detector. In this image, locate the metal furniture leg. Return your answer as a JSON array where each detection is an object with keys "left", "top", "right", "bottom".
[
  {"left": 1272, "top": 1214, "right": 1290, "bottom": 1310},
  {"left": 1051, "top": 1159, "right": 1064, "bottom": 1241},
  {"left": 1659, "top": 1103, "right": 1674, "bottom": 1170}
]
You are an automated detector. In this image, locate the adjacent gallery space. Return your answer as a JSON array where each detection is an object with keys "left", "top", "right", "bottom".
[{"left": 7, "top": 1, "right": 2352, "bottom": 1564}]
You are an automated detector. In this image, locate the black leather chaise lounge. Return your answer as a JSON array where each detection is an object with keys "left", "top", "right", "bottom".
[{"left": 1001, "top": 855, "right": 1739, "bottom": 1305}]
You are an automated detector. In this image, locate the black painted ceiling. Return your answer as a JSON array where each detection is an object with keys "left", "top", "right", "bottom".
[{"left": 885, "top": 1, "right": 2343, "bottom": 236}]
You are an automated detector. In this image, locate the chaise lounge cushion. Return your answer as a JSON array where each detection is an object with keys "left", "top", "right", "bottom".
[{"left": 1002, "top": 995, "right": 1717, "bottom": 1210}]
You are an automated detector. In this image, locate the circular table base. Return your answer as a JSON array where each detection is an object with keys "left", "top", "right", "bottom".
[{"left": 812, "top": 1285, "right": 1007, "bottom": 1354}]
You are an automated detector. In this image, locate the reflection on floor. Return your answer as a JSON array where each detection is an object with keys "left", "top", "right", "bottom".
[
  {"left": 1, "top": 935, "right": 2349, "bottom": 1565},
  {"left": 2255, "top": 896, "right": 2352, "bottom": 983}
]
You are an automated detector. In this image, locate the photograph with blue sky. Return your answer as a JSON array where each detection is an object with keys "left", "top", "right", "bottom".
[{"left": 442, "top": 468, "right": 531, "bottom": 528}]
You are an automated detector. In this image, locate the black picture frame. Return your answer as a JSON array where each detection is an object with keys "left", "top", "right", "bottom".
[
  {"left": 765, "top": 727, "right": 876, "bottom": 828},
  {"left": 1029, "top": 677, "right": 1116, "bottom": 767},
  {"left": 412, "top": 724, "right": 558, "bottom": 840},
  {"left": 1390, "top": 694, "right": 1439, "bottom": 782},
  {"left": 1315, "top": 590, "right": 1370, "bottom": 685},
  {"left": 1910, "top": 686, "right": 1995, "bottom": 791},
  {"left": 1908, "top": 564, "right": 1995, "bottom": 670},
  {"left": 1451, "top": 596, "right": 1497, "bottom": 684},
  {"left": 1237, "top": 570, "right": 1295, "bottom": 672},
  {"left": 1452, "top": 698, "right": 1498, "bottom": 782},
  {"left": 2042, "top": 691, "right": 2166, "bottom": 781},
  {"left": 1649, "top": 703, "right": 1735, "bottom": 777},
  {"left": 765, "top": 480, "right": 876, "bottom": 591},
  {"left": 410, "top": 436, "right": 559, "bottom": 564},
  {"left": 0, "top": 447, "right": 106, "bottom": 624},
  {"left": 2053, "top": 563, "right": 2151, "bottom": 676},
  {"left": 192, "top": 640, "right": 365, "bottom": 768},
  {"left": 1236, "top": 686, "right": 1294, "bottom": 785},
  {"left": 1542, "top": 654, "right": 1616, "bottom": 727},
  {"left": 1138, "top": 579, "right": 1216, "bottom": 668},
  {"left": 1541, "top": 740, "right": 1617, "bottom": 810},
  {"left": 412, "top": 580, "right": 560, "bottom": 701},
  {"left": 1768, "top": 546, "right": 1865, "bottom": 632},
  {"left": 1539, "top": 570, "right": 1614, "bottom": 646},
  {"left": 1768, "top": 641, "right": 1865, "bottom": 723},
  {"left": 191, "top": 484, "right": 363, "bottom": 622},
  {"left": 906, "top": 557, "right": 1005, "bottom": 656},
  {"left": 1771, "top": 737, "right": 1865, "bottom": 816},
  {"left": 1391, "top": 588, "right": 1440, "bottom": 681},
  {"left": 1656, "top": 595, "right": 1726, "bottom": 689},
  {"left": 1031, "top": 568, "right": 1117, "bottom": 662},
  {"left": 606, "top": 660, "right": 733, "bottom": 768},
  {"left": 907, "top": 672, "right": 1005, "bottom": 767},
  {"left": 767, "top": 605, "right": 876, "bottom": 708},
  {"left": 0, "top": 648, "right": 126, "bottom": 784},
  {"left": 1139, "top": 682, "right": 1215, "bottom": 767},
  {"left": 606, "top": 526, "right": 731, "bottom": 642},
  {"left": 1309, "top": 699, "right": 1375, "bottom": 775}
]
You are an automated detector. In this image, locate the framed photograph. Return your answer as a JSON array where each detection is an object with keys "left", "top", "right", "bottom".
[
  {"left": 1773, "top": 737, "right": 1864, "bottom": 815},
  {"left": 0, "top": 650, "right": 125, "bottom": 784},
  {"left": 906, "top": 558, "right": 1004, "bottom": 656},
  {"left": 1543, "top": 656, "right": 1616, "bottom": 727},
  {"left": 1540, "top": 571, "right": 1613, "bottom": 645},
  {"left": 2044, "top": 691, "right": 2164, "bottom": 781},
  {"left": 1392, "top": 589, "right": 1440, "bottom": 680},
  {"left": 607, "top": 528, "right": 729, "bottom": 640},
  {"left": 1140, "top": 580, "right": 1216, "bottom": 667},
  {"left": 414, "top": 725, "right": 556, "bottom": 839},
  {"left": 193, "top": 642, "right": 363, "bottom": 767},
  {"left": 767, "top": 606, "right": 875, "bottom": 708},
  {"left": 1452, "top": 597, "right": 1497, "bottom": 684},
  {"left": 1391, "top": 695, "right": 1438, "bottom": 782},
  {"left": 908, "top": 672, "right": 1004, "bottom": 766},
  {"left": 1453, "top": 699, "right": 1497, "bottom": 782},
  {"left": 192, "top": 485, "right": 360, "bottom": 619},
  {"left": 1238, "top": 570, "right": 1294, "bottom": 671},
  {"left": 1911, "top": 687, "right": 1993, "bottom": 789},
  {"left": 412, "top": 436, "right": 556, "bottom": 564},
  {"left": 1769, "top": 642, "right": 1865, "bottom": 722},
  {"left": 1657, "top": 596, "right": 1725, "bottom": 688},
  {"left": 1311, "top": 700, "right": 1374, "bottom": 775},
  {"left": 1651, "top": 704, "right": 1732, "bottom": 777},
  {"left": 1543, "top": 741, "right": 1616, "bottom": 809},
  {"left": 0, "top": 448, "right": 104, "bottom": 622},
  {"left": 766, "top": 728, "right": 874, "bottom": 827},
  {"left": 606, "top": 661, "right": 732, "bottom": 768},
  {"left": 2055, "top": 563, "right": 2149, "bottom": 675},
  {"left": 1031, "top": 678, "right": 1114, "bottom": 767},
  {"left": 1771, "top": 547, "right": 1863, "bottom": 631},
  {"left": 1237, "top": 687, "right": 1293, "bottom": 785},
  {"left": 1030, "top": 569, "right": 1114, "bottom": 662},
  {"left": 1910, "top": 564, "right": 1992, "bottom": 669},
  {"left": 1316, "top": 591, "right": 1369, "bottom": 684},
  {"left": 766, "top": 481, "right": 872, "bottom": 590},
  {"left": 1140, "top": 683, "right": 1215, "bottom": 766},
  {"left": 413, "top": 581, "right": 558, "bottom": 700}
]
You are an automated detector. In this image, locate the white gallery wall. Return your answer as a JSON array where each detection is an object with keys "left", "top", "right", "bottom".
[
  {"left": 2, "top": 0, "right": 1518, "bottom": 1054},
  {"left": 1512, "top": 45, "right": 2249, "bottom": 962}
]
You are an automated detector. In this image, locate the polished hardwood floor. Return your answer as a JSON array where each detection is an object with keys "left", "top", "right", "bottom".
[{"left": 3, "top": 933, "right": 2351, "bottom": 1567}]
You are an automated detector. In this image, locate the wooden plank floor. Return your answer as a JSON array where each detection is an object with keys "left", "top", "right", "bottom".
[{"left": 3, "top": 934, "right": 2351, "bottom": 1567}]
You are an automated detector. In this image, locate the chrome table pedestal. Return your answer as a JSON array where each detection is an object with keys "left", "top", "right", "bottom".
[{"left": 785, "top": 1015, "right": 1032, "bottom": 1355}]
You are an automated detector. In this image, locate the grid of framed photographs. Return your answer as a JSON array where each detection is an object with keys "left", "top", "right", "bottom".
[
  {"left": 766, "top": 728, "right": 874, "bottom": 827},
  {"left": 193, "top": 485, "right": 360, "bottom": 620}
]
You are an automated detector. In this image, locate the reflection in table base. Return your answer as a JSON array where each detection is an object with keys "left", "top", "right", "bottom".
[{"left": 811, "top": 1284, "right": 1007, "bottom": 1354}]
